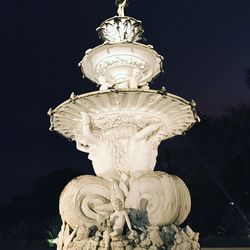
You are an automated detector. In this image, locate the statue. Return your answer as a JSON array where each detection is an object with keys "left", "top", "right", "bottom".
[
  {"left": 116, "top": 0, "right": 128, "bottom": 17},
  {"left": 48, "top": 0, "right": 201, "bottom": 248},
  {"left": 110, "top": 198, "right": 132, "bottom": 236},
  {"left": 76, "top": 112, "right": 167, "bottom": 179},
  {"left": 109, "top": 181, "right": 132, "bottom": 236}
]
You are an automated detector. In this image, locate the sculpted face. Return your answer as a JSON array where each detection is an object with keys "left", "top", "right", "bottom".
[
  {"left": 113, "top": 198, "right": 123, "bottom": 211},
  {"left": 88, "top": 141, "right": 119, "bottom": 178}
]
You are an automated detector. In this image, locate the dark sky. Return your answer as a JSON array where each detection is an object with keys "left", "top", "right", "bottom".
[{"left": 0, "top": 0, "right": 250, "bottom": 204}]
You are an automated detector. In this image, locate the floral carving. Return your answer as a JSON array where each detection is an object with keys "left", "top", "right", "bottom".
[
  {"left": 97, "top": 16, "right": 144, "bottom": 43},
  {"left": 97, "top": 56, "right": 147, "bottom": 72}
]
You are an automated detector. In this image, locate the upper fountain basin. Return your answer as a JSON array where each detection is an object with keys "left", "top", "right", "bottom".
[{"left": 79, "top": 43, "right": 163, "bottom": 90}]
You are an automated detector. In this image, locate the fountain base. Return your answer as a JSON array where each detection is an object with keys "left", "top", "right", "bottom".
[
  {"left": 55, "top": 172, "right": 200, "bottom": 250},
  {"left": 64, "top": 224, "right": 200, "bottom": 250}
]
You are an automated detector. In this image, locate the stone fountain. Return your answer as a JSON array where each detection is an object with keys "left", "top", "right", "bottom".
[{"left": 48, "top": 1, "right": 201, "bottom": 249}]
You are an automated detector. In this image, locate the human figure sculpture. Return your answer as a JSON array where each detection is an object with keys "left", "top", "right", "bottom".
[
  {"left": 104, "top": 181, "right": 132, "bottom": 237},
  {"left": 76, "top": 112, "right": 167, "bottom": 179},
  {"left": 98, "top": 68, "right": 146, "bottom": 90},
  {"left": 116, "top": 0, "right": 127, "bottom": 17},
  {"left": 98, "top": 76, "right": 111, "bottom": 91},
  {"left": 110, "top": 198, "right": 132, "bottom": 236}
]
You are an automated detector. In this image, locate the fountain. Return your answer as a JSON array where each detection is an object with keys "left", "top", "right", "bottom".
[{"left": 48, "top": 1, "right": 201, "bottom": 249}]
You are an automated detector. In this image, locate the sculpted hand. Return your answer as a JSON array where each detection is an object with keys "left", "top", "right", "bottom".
[{"left": 127, "top": 122, "right": 166, "bottom": 172}]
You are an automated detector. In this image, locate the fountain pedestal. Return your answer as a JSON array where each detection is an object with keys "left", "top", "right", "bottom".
[{"left": 48, "top": 2, "right": 201, "bottom": 249}]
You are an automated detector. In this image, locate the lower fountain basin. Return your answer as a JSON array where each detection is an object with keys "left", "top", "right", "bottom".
[{"left": 49, "top": 89, "right": 199, "bottom": 148}]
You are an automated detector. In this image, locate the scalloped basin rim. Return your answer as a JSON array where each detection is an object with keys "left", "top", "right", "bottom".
[
  {"left": 52, "top": 89, "right": 193, "bottom": 111},
  {"left": 50, "top": 89, "right": 199, "bottom": 143},
  {"left": 79, "top": 42, "right": 163, "bottom": 85}
]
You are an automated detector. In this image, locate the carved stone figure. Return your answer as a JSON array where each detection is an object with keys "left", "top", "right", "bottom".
[
  {"left": 110, "top": 198, "right": 132, "bottom": 236},
  {"left": 49, "top": 1, "right": 201, "bottom": 249},
  {"left": 116, "top": 0, "right": 127, "bottom": 17},
  {"left": 108, "top": 181, "right": 132, "bottom": 237},
  {"left": 76, "top": 111, "right": 166, "bottom": 179}
]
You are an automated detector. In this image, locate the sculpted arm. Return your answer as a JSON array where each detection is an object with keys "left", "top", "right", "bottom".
[
  {"left": 132, "top": 122, "right": 163, "bottom": 142},
  {"left": 80, "top": 112, "right": 100, "bottom": 144},
  {"left": 124, "top": 213, "right": 132, "bottom": 231},
  {"left": 76, "top": 112, "right": 101, "bottom": 152},
  {"left": 77, "top": 112, "right": 100, "bottom": 147}
]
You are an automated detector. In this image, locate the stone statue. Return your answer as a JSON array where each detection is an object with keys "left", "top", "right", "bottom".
[
  {"left": 49, "top": 1, "right": 201, "bottom": 248},
  {"left": 116, "top": 0, "right": 127, "bottom": 17},
  {"left": 110, "top": 198, "right": 132, "bottom": 236},
  {"left": 98, "top": 68, "right": 149, "bottom": 91},
  {"left": 109, "top": 181, "right": 132, "bottom": 236},
  {"left": 76, "top": 112, "right": 167, "bottom": 179}
]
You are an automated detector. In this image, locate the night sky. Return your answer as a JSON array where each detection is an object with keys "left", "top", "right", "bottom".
[{"left": 0, "top": 0, "right": 250, "bottom": 205}]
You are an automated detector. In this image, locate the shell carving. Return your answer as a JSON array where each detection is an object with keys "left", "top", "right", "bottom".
[
  {"left": 125, "top": 171, "right": 191, "bottom": 226},
  {"left": 59, "top": 172, "right": 191, "bottom": 230},
  {"left": 59, "top": 175, "right": 113, "bottom": 229},
  {"left": 97, "top": 16, "right": 144, "bottom": 43}
]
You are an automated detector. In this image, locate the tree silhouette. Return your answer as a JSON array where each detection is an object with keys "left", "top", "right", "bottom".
[
  {"left": 0, "top": 167, "right": 81, "bottom": 245},
  {"left": 245, "top": 68, "right": 250, "bottom": 88},
  {"left": 157, "top": 105, "right": 250, "bottom": 241}
]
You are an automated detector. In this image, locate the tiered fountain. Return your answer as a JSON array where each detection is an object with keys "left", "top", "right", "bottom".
[{"left": 48, "top": 1, "right": 201, "bottom": 249}]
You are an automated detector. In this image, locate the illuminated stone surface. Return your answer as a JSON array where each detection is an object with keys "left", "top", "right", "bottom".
[
  {"left": 49, "top": 1, "right": 200, "bottom": 249},
  {"left": 97, "top": 16, "right": 144, "bottom": 44},
  {"left": 79, "top": 43, "right": 163, "bottom": 90}
]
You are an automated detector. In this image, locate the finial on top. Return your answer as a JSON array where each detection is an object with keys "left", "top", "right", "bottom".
[{"left": 115, "top": 0, "right": 128, "bottom": 17}]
